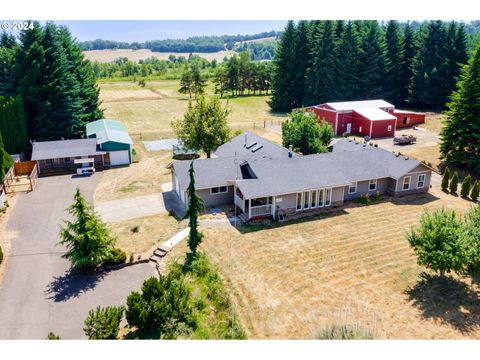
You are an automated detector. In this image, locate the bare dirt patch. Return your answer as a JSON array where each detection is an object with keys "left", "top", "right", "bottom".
[{"left": 169, "top": 186, "right": 478, "bottom": 339}]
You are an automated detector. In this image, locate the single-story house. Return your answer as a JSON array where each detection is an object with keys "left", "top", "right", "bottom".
[
  {"left": 31, "top": 138, "right": 106, "bottom": 174},
  {"left": 86, "top": 119, "right": 133, "bottom": 166},
  {"left": 172, "top": 131, "right": 432, "bottom": 222},
  {"left": 31, "top": 119, "right": 133, "bottom": 174},
  {"left": 304, "top": 99, "right": 425, "bottom": 138}
]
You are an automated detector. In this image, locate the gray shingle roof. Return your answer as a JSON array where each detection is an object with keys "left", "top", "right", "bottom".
[
  {"left": 31, "top": 139, "right": 105, "bottom": 160},
  {"left": 214, "top": 131, "right": 297, "bottom": 159},
  {"left": 173, "top": 137, "right": 428, "bottom": 199}
]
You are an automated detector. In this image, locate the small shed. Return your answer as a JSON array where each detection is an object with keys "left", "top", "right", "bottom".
[{"left": 86, "top": 119, "right": 133, "bottom": 166}]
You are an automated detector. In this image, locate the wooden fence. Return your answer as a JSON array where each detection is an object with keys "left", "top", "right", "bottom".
[
  {"left": 2, "top": 161, "right": 38, "bottom": 194},
  {"left": 253, "top": 119, "right": 286, "bottom": 130}
]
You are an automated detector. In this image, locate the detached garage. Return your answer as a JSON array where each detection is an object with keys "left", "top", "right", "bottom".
[{"left": 86, "top": 119, "right": 133, "bottom": 166}]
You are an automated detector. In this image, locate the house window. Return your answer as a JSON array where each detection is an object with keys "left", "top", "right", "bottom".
[
  {"left": 387, "top": 125, "right": 392, "bottom": 132},
  {"left": 417, "top": 174, "right": 426, "bottom": 188},
  {"left": 296, "top": 193, "right": 302, "bottom": 211},
  {"left": 403, "top": 176, "right": 411, "bottom": 191},
  {"left": 325, "top": 188, "right": 332, "bottom": 206},
  {"left": 369, "top": 179, "right": 377, "bottom": 191},
  {"left": 348, "top": 182, "right": 357, "bottom": 194},
  {"left": 210, "top": 186, "right": 228, "bottom": 195},
  {"left": 65, "top": 157, "right": 72, "bottom": 163},
  {"left": 318, "top": 189, "right": 324, "bottom": 207},
  {"left": 311, "top": 190, "right": 317, "bottom": 208},
  {"left": 46, "top": 159, "right": 53, "bottom": 164},
  {"left": 304, "top": 191, "right": 310, "bottom": 209},
  {"left": 403, "top": 117, "right": 410, "bottom": 125},
  {"left": 359, "top": 126, "right": 363, "bottom": 133}
]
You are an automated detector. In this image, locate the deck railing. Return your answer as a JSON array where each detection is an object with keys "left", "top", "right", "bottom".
[{"left": 250, "top": 204, "right": 272, "bottom": 217}]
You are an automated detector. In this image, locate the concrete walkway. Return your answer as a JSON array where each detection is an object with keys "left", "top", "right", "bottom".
[
  {"left": 95, "top": 192, "right": 167, "bottom": 223},
  {"left": 0, "top": 174, "right": 155, "bottom": 339}
]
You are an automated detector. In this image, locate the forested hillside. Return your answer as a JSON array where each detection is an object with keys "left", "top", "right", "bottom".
[
  {"left": 0, "top": 22, "right": 103, "bottom": 145},
  {"left": 270, "top": 20, "right": 473, "bottom": 111},
  {"left": 79, "top": 31, "right": 280, "bottom": 53}
]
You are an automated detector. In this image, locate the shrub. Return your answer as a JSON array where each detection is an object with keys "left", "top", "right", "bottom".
[
  {"left": 84, "top": 306, "right": 124, "bottom": 340},
  {"left": 46, "top": 332, "right": 60, "bottom": 340},
  {"left": 130, "top": 225, "right": 139, "bottom": 233},
  {"left": 125, "top": 273, "right": 196, "bottom": 337},
  {"left": 374, "top": 143, "right": 378, "bottom": 148},
  {"left": 449, "top": 171, "right": 459, "bottom": 194},
  {"left": 0, "top": 245, "right": 3, "bottom": 264},
  {"left": 356, "top": 194, "right": 370, "bottom": 205},
  {"left": 317, "top": 323, "right": 374, "bottom": 340},
  {"left": 103, "top": 248, "right": 127, "bottom": 266},
  {"left": 461, "top": 175, "right": 472, "bottom": 198},
  {"left": 371, "top": 191, "right": 384, "bottom": 202},
  {"left": 471, "top": 180, "right": 480, "bottom": 202},
  {"left": 441, "top": 166, "right": 450, "bottom": 191}
]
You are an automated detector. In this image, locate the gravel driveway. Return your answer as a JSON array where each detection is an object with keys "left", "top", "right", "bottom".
[{"left": 0, "top": 174, "right": 155, "bottom": 339}]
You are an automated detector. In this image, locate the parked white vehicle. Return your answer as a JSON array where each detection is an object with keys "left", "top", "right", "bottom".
[{"left": 74, "top": 158, "right": 95, "bottom": 176}]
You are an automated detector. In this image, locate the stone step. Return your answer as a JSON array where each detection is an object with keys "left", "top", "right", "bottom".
[{"left": 153, "top": 249, "right": 167, "bottom": 258}]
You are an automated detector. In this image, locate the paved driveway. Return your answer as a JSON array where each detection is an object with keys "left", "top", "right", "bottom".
[
  {"left": 0, "top": 174, "right": 155, "bottom": 339},
  {"left": 95, "top": 192, "right": 167, "bottom": 223}
]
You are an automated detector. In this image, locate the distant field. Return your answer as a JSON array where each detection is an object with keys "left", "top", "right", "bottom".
[{"left": 84, "top": 49, "right": 235, "bottom": 63}]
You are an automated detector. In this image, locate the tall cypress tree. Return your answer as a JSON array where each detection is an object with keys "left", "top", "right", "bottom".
[
  {"left": 0, "top": 32, "right": 18, "bottom": 98},
  {"left": 357, "top": 21, "right": 387, "bottom": 99},
  {"left": 384, "top": 21, "right": 404, "bottom": 104},
  {"left": 304, "top": 20, "right": 337, "bottom": 105},
  {"left": 270, "top": 21, "right": 299, "bottom": 111},
  {"left": 333, "top": 21, "right": 360, "bottom": 101},
  {"left": 440, "top": 43, "right": 480, "bottom": 170},
  {"left": 185, "top": 162, "right": 204, "bottom": 257}
]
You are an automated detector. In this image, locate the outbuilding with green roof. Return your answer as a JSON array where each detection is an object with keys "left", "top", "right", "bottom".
[{"left": 86, "top": 119, "right": 133, "bottom": 166}]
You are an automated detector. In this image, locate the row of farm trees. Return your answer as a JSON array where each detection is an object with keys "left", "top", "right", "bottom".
[{"left": 270, "top": 20, "right": 469, "bottom": 111}]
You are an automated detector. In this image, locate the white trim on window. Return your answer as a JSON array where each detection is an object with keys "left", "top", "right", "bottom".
[
  {"left": 325, "top": 188, "right": 332, "bottom": 207},
  {"left": 348, "top": 182, "right": 357, "bottom": 194},
  {"left": 403, "top": 176, "right": 411, "bottom": 191},
  {"left": 210, "top": 186, "right": 228, "bottom": 195},
  {"left": 368, "top": 179, "right": 377, "bottom": 191},
  {"left": 417, "top": 174, "right": 425, "bottom": 188},
  {"left": 296, "top": 192, "right": 303, "bottom": 211}
]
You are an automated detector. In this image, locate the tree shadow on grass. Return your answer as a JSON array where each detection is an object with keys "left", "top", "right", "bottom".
[
  {"left": 122, "top": 327, "right": 161, "bottom": 340},
  {"left": 45, "top": 268, "right": 109, "bottom": 302},
  {"left": 406, "top": 273, "right": 480, "bottom": 333}
]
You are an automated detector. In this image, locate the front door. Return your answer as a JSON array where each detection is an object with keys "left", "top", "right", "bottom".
[{"left": 346, "top": 123, "right": 352, "bottom": 133}]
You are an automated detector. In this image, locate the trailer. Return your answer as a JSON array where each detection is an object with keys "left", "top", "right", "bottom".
[{"left": 394, "top": 134, "right": 416, "bottom": 145}]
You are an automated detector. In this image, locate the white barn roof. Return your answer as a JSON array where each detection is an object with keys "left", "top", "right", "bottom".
[
  {"left": 354, "top": 108, "right": 397, "bottom": 121},
  {"left": 323, "top": 99, "right": 394, "bottom": 112}
]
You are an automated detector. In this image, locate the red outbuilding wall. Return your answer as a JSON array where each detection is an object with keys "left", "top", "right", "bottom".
[
  {"left": 371, "top": 119, "right": 397, "bottom": 138},
  {"left": 394, "top": 111, "right": 426, "bottom": 129},
  {"left": 305, "top": 105, "right": 338, "bottom": 134}
]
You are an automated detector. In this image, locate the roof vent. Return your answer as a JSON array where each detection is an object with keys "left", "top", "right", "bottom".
[
  {"left": 246, "top": 141, "right": 257, "bottom": 149},
  {"left": 251, "top": 144, "right": 263, "bottom": 153},
  {"left": 395, "top": 153, "right": 399, "bottom": 157},
  {"left": 404, "top": 156, "right": 409, "bottom": 160}
]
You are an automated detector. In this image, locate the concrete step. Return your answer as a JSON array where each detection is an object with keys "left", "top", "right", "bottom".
[{"left": 153, "top": 249, "right": 167, "bottom": 258}]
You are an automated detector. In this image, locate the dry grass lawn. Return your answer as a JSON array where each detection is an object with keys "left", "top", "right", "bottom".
[
  {"left": 110, "top": 213, "right": 185, "bottom": 256},
  {"left": 420, "top": 113, "right": 446, "bottom": 134},
  {"left": 170, "top": 186, "right": 480, "bottom": 339}
]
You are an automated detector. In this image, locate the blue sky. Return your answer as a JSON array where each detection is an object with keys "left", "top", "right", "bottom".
[{"left": 49, "top": 20, "right": 288, "bottom": 42}]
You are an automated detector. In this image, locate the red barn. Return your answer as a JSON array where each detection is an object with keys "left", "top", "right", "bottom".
[{"left": 304, "top": 99, "right": 425, "bottom": 139}]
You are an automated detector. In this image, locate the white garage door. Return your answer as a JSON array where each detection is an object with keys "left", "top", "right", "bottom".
[{"left": 109, "top": 150, "right": 130, "bottom": 166}]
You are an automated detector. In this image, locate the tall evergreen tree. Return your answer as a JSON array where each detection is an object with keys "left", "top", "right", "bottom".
[
  {"left": 270, "top": 21, "right": 299, "bottom": 111},
  {"left": 185, "top": 162, "right": 204, "bottom": 257},
  {"left": 440, "top": 43, "right": 480, "bottom": 170},
  {"left": 333, "top": 21, "right": 360, "bottom": 101},
  {"left": 304, "top": 21, "right": 337, "bottom": 105},
  {"left": 357, "top": 21, "right": 387, "bottom": 99},
  {"left": 0, "top": 32, "right": 18, "bottom": 97},
  {"left": 290, "top": 20, "right": 310, "bottom": 107},
  {"left": 384, "top": 21, "right": 404, "bottom": 104},
  {"left": 410, "top": 21, "right": 448, "bottom": 109},
  {"left": 400, "top": 23, "right": 417, "bottom": 104},
  {"left": 0, "top": 96, "right": 28, "bottom": 154}
]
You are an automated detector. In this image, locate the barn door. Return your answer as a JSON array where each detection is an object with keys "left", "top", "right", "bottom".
[{"left": 346, "top": 123, "right": 352, "bottom": 133}]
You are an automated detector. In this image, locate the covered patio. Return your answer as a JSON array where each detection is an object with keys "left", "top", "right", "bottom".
[{"left": 235, "top": 187, "right": 273, "bottom": 220}]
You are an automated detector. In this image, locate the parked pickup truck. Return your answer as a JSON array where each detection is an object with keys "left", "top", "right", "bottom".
[{"left": 393, "top": 134, "right": 417, "bottom": 145}]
